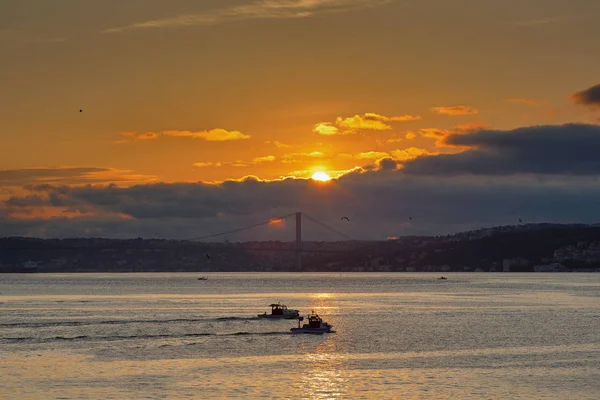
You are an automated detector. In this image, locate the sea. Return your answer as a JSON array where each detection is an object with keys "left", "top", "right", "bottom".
[{"left": 1, "top": 273, "right": 599, "bottom": 399}]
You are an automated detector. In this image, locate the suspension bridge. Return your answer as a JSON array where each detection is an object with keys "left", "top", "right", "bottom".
[
  {"left": 188, "top": 212, "right": 356, "bottom": 270},
  {"left": 0, "top": 212, "right": 359, "bottom": 271}
]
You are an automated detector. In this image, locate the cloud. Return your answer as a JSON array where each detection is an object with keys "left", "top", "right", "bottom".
[
  {"left": 376, "top": 157, "right": 399, "bottom": 170},
  {"left": 572, "top": 84, "right": 600, "bottom": 108},
  {"left": 121, "top": 132, "right": 160, "bottom": 140},
  {"left": 339, "top": 150, "right": 426, "bottom": 163},
  {"left": 335, "top": 115, "right": 389, "bottom": 131},
  {"left": 315, "top": 112, "right": 421, "bottom": 135},
  {"left": 313, "top": 123, "right": 339, "bottom": 135},
  {"left": 336, "top": 113, "right": 421, "bottom": 131},
  {"left": 391, "top": 147, "right": 437, "bottom": 161},
  {"left": 252, "top": 155, "right": 276, "bottom": 163},
  {"left": 403, "top": 123, "right": 600, "bottom": 176},
  {"left": 162, "top": 129, "right": 250, "bottom": 141},
  {"left": 5, "top": 167, "right": 600, "bottom": 239},
  {"left": 454, "top": 122, "right": 487, "bottom": 131},
  {"left": 355, "top": 151, "right": 390, "bottom": 160},
  {"left": 120, "top": 129, "right": 250, "bottom": 142},
  {"left": 405, "top": 132, "right": 416, "bottom": 140},
  {"left": 0, "top": 167, "right": 156, "bottom": 186},
  {"left": 193, "top": 162, "right": 220, "bottom": 168},
  {"left": 431, "top": 106, "right": 479, "bottom": 116},
  {"left": 419, "top": 128, "right": 451, "bottom": 140},
  {"left": 104, "top": 0, "right": 395, "bottom": 33}
]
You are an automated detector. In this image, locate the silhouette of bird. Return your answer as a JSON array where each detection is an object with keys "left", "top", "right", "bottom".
[
  {"left": 519, "top": 218, "right": 523, "bottom": 223},
  {"left": 204, "top": 253, "right": 211, "bottom": 260},
  {"left": 79, "top": 109, "right": 82, "bottom": 112},
  {"left": 409, "top": 217, "right": 413, "bottom": 221},
  {"left": 341, "top": 217, "right": 350, "bottom": 221}
]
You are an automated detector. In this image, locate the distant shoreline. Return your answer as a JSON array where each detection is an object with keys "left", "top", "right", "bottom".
[{"left": 3, "top": 223, "right": 600, "bottom": 273}]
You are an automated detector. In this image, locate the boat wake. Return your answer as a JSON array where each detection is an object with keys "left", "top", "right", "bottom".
[
  {"left": 0, "top": 316, "right": 260, "bottom": 329},
  {"left": 1, "top": 331, "right": 290, "bottom": 344}
]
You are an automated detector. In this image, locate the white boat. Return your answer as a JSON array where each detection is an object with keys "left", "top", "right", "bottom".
[
  {"left": 290, "top": 312, "right": 334, "bottom": 334},
  {"left": 258, "top": 303, "right": 300, "bottom": 319}
]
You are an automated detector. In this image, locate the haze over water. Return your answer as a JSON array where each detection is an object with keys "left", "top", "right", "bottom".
[{"left": 1, "top": 273, "right": 599, "bottom": 399}]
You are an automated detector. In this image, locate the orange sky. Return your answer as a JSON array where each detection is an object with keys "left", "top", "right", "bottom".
[
  {"left": 1, "top": 0, "right": 599, "bottom": 186},
  {"left": 1, "top": 1, "right": 600, "bottom": 239}
]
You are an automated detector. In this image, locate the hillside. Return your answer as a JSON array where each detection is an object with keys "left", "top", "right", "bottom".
[{"left": 1, "top": 224, "right": 600, "bottom": 272}]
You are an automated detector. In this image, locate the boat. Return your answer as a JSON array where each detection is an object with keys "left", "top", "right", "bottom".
[
  {"left": 258, "top": 303, "right": 299, "bottom": 319},
  {"left": 290, "top": 312, "right": 334, "bottom": 334}
]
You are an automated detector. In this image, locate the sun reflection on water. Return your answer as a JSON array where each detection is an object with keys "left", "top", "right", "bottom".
[
  {"left": 294, "top": 293, "right": 349, "bottom": 399},
  {"left": 297, "top": 337, "right": 348, "bottom": 399}
]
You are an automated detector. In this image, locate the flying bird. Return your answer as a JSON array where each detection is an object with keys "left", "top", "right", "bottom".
[
  {"left": 519, "top": 218, "right": 523, "bottom": 223},
  {"left": 204, "top": 253, "right": 211, "bottom": 260},
  {"left": 341, "top": 217, "right": 350, "bottom": 221},
  {"left": 79, "top": 109, "right": 82, "bottom": 112}
]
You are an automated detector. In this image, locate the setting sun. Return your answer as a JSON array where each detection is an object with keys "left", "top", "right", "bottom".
[{"left": 311, "top": 172, "right": 331, "bottom": 182}]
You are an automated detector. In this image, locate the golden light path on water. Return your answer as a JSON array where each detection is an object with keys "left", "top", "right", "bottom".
[{"left": 299, "top": 293, "right": 346, "bottom": 399}]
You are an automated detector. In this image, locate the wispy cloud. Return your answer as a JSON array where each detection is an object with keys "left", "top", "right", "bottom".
[
  {"left": 354, "top": 151, "right": 390, "bottom": 160},
  {"left": 0, "top": 167, "right": 155, "bottom": 186},
  {"left": 431, "top": 105, "right": 479, "bottom": 116},
  {"left": 104, "top": 0, "right": 394, "bottom": 33},
  {"left": 121, "top": 129, "right": 250, "bottom": 142},
  {"left": 419, "top": 128, "right": 451, "bottom": 139},
  {"left": 314, "top": 112, "right": 421, "bottom": 135},
  {"left": 313, "top": 123, "right": 340, "bottom": 135},
  {"left": 454, "top": 122, "right": 487, "bottom": 131},
  {"left": 337, "top": 113, "right": 421, "bottom": 131},
  {"left": 193, "top": 162, "right": 221, "bottom": 168},
  {"left": 121, "top": 132, "right": 160, "bottom": 140},
  {"left": 391, "top": 147, "right": 437, "bottom": 161},
  {"left": 163, "top": 129, "right": 250, "bottom": 141},
  {"left": 252, "top": 155, "right": 276, "bottom": 163}
]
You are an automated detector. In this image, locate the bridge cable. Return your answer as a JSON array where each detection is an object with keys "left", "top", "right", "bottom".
[
  {"left": 187, "top": 212, "right": 297, "bottom": 241},
  {"left": 302, "top": 213, "right": 356, "bottom": 241}
]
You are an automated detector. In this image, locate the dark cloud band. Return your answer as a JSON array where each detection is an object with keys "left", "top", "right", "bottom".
[
  {"left": 403, "top": 123, "right": 600, "bottom": 176},
  {"left": 572, "top": 84, "right": 600, "bottom": 107}
]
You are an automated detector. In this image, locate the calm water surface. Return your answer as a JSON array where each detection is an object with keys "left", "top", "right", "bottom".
[{"left": 1, "top": 273, "right": 599, "bottom": 399}]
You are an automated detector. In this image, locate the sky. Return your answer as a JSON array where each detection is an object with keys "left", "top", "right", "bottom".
[{"left": 1, "top": 0, "right": 600, "bottom": 240}]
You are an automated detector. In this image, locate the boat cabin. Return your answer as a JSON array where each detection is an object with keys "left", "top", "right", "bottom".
[
  {"left": 307, "top": 313, "right": 322, "bottom": 328},
  {"left": 269, "top": 303, "right": 289, "bottom": 315}
]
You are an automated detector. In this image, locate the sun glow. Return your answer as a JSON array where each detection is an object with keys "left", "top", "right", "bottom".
[
  {"left": 268, "top": 218, "right": 285, "bottom": 228},
  {"left": 311, "top": 171, "right": 331, "bottom": 182}
]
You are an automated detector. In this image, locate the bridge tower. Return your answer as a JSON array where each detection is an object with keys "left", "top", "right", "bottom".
[{"left": 295, "top": 212, "right": 302, "bottom": 270}]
